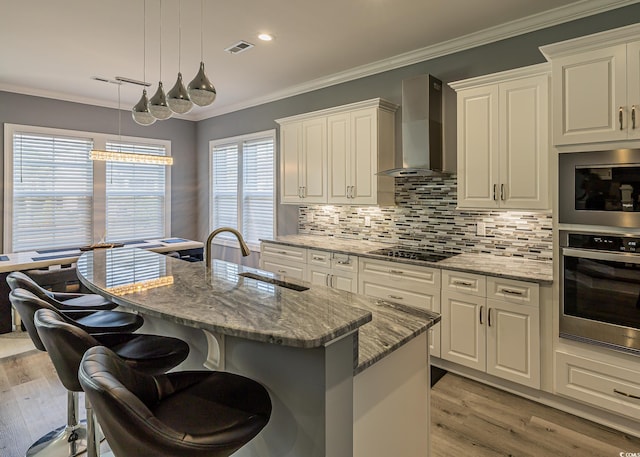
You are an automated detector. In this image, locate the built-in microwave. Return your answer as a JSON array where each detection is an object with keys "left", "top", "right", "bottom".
[{"left": 559, "top": 149, "right": 640, "bottom": 228}]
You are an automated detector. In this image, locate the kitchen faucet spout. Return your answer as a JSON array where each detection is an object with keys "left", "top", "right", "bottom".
[{"left": 205, "top": 227, "right": 251, "bottom": 267}]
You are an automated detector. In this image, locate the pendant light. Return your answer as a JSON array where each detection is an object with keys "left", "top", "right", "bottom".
[
  {"left": 132, "top": 0, "right": 156, "bottom": 125},
  {"left": 188, "top": 0, "right": 216, "bottom": 107},
  {"left": 167, "top": 0, "right": 193, "bottom": 114},
  {"left": 149, "top": 0, "right": 172, "bottom": 120}
]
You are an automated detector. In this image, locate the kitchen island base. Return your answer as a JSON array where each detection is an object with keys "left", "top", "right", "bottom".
[{"left": 137, "top": 313, "right": 431, "bottom": 457}]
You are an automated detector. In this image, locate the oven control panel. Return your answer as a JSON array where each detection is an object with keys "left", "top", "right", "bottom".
[{"left": 567, "top": 233, "right": 640, "bottom": 253}]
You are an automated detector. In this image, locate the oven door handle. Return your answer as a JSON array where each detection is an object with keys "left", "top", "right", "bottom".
[{"left": 562, "top": 247, "right": 640, "bottom": 264}]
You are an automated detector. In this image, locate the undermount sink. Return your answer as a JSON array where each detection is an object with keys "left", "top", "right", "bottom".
[{"left": 237, "top": 272, "right": 309, "bottom": 291}]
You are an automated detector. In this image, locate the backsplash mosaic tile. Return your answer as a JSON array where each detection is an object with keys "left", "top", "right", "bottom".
[{"left": 298, "top": 175, "right": 553, "bottom": 261}]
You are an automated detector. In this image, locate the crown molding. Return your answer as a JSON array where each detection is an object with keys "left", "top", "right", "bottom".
[
  {"left": 448, "top": 63, "right": 551, "bottom": 91},
  {"left": 3, "top": 0, "right": 637, "bottom": 121}
]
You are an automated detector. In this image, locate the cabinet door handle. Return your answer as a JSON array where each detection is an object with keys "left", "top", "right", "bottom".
[
  {"left": 479, "top": 305, "right": 484, "bottom": 325},
  {"left": 302, "top": 186, "right": 306, "bottom": 198},
  {"left": 388, "top": 295, "right": 403, "bottom": 300},
  {"left": 632, "top": 105, "right": 637, "bottom": 130},
  {"left": 330, "top": 274, "right": 335, "bottom": 288},
  {"left": 502, "top": 288, "right": 524, "bottom": 296},
  {"left": 347, "top": 186, "right": 352, "bottom": 198},
  {"left": 325, "top": 274, "right": 330, "bottom": 286},
  {"left": 613, "top": 389, "right": 640, "bottom": 401},
  {"left": 488, "top": 308, "right": 493, "bottom": 327},
  {"left": 500, "top": 183, "right": 505, "bottom": 201},
  {"left": 389, "top": 269, "right": 405, "bottom": 275},
  {"left": 351, "top": 186, "right": 355, "bottom": 198},
  {"left": 619, "top": 106, "right": 624, "bottom": 130},
  {"left": 493, "top": 184, "right": 497, "bottom": 201},
  {"left": 453, "top": 280, "right": 473, "bottom": 287}
]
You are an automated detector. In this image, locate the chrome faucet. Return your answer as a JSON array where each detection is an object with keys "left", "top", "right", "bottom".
[{"left": 205, "top": 227, "right": 251, "bottom": 267}]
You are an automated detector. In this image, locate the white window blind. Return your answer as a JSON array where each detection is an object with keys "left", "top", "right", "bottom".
[
  {"left": 12, "top": 132, "right": 93, "bottom": 251},
  {"left": 211, "top": 143, "right": 238, "bottom": 242},
  {"left": 243, "top": 138, "right": 275, "bottom": 244},
  {"left": 105, "top": 141, "right": 167, "bottom": 242},
  {"left": 210, "top": 131, "right": 274, "bottom": 248}
]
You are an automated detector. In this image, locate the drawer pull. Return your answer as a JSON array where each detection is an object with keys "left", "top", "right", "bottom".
[
  {"left": 312, "top": 255, "right": 325, "bottom": 261},
  {"left": 453, "top": 280, "right": 473, "bottom": 287},
  {"left": 501, "top": 288, "right": 524, "bottom": 296},
  {"left": 336, "top": 260, "right": 351, "bottom": 265},
  {"left": 277, "top": 269, "right": 287, "bottom": 274},
  {"left": 388, "top": 295, "right": 403, "bottom": 300},
  {"left": 613, "top": 389, "right": 640, "bottom": 401},
  {"left": 278, "top": 250, "right": 288, "bottom": 255},
  {"left": 389, "top": 270, "right": 405, "bottom": 275}
]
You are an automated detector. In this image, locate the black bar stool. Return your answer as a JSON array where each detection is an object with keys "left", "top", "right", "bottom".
[
  {"left": 79, "top": 345, "right": 272, "bottom": 457},
  {"left": 8, "top": 288, "right": 145, "bottom": 457},
  {"left": 7, "top": 271, "right": 117, "bottom": 312},
  {"left": 34, "top": 308, "right": 190, "bottom": 457}
]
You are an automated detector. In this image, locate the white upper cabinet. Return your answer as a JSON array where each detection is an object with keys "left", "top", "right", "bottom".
[
  {"left": 540, "top": 23, "right": 640, "bottom": 145},
  {"left": 279, "top": 118, "right": 327, "bottom": 204},
  {"left": 451, "top": 64, "right": 550, "bottom": 210},
  {"left": 277, "top": 99, "right": 397, "bottom": 206}
]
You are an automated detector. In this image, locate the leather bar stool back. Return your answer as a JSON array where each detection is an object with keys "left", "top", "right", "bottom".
[
  {"left": 35, "top": 308, "right": 190, "bottom": 457},
  {"left": 79, "top": 345, "right": 272, "bottom": 457},
  {"left": 7, "top": 271, "right": 116, "bottom": 311},
  {"left": 8, "top": 288, "right": 144, "bottom": 457}
]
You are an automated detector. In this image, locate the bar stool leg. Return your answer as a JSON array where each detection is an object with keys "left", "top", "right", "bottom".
[
  {"left": 25, "top": 392, "right": 88, "bottom": 457},
  {"left": 85, "top": 395, "right": 100, "bottom": 457}
]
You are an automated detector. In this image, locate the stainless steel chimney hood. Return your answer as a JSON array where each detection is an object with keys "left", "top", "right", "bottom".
[{"left": 378, "top": 74, "right": 448, "bottom": 177}]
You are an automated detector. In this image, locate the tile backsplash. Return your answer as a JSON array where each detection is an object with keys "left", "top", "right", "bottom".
[{"left": 298, "top": 175, "right": 553, "bottom": 261}]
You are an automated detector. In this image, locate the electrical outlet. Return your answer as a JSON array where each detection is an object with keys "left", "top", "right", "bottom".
[
  {"left": 476, "top": 222, "right": 486, "bottom": 236},
  {"left": 333, "top": 214, "right": 340, "bottom": 224},
  {"left": 307, "top": 212, "right": 314, "bottom": 222},
  {"left": 364, "top": 216, "right": 371, "bottom": 227}
]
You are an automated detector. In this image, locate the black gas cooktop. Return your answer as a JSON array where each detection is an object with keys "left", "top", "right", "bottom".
[{"left": 367, "top": 246, "right": 458, "bottom": 263}]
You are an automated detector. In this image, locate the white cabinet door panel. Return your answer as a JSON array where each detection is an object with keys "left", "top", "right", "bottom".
[
  {"left": 441, "top": 290, "right": 486, "bottom": 371},
  {"left": 627, "top": 41, "right": 640, "bottom": 139}
]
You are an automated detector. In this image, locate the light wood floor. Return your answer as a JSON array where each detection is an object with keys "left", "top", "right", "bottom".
[{"left": 1, "top": 350, "right": 639, "bottom": 457}]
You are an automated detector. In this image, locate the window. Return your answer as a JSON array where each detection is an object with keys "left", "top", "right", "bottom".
[
  {"left": 210, "top": 130, "right": 275, "bottom": 250},
  {"left": 4, "top": 124, "right": 171, "bottom": 252},
  {"left": 106, "top": 141, "right": 167, "bottom": 242},
  {"left": 9, "top": 131, "right": 94, "bottom": 252}
]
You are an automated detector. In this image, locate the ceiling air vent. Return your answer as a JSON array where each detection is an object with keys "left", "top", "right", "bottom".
[{"left": 225, "top": 40, "right": 255, "bottom": 55}]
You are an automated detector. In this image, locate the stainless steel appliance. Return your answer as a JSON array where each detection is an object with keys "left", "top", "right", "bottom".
[
  {"left": 560, "top": 230, "right": 640, "bottom": 354},
  {"left": 368, "top": 246, "right": 457, "bottom": 263},
  {"left": 559, "top": 149, "right": 640, "bottom": 228}
]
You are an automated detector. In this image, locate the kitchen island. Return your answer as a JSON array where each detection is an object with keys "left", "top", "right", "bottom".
[{"left": 76, "top": 247, "right": 440, "bottom": 457}]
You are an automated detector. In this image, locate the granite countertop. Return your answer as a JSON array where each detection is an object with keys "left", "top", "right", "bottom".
[
  {"left": 76, "top": 248, "right": 439, "bottom": 373},
  {"left": 262, "top": 235, "right": 553, "bottom": 284}
]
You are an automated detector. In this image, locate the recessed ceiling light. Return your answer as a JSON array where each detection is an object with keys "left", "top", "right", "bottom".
[{"left": 258, "top": 33, "right": 273, "bottom": 41}]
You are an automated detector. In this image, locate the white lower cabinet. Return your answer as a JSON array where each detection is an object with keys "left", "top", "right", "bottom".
[
  {"left": 259, "top": 244, "right": 307, "bottom": 281},
  {"left": 441, "top": 270, "right": 541, "bottom": 389},
  {"left": 307, "top": 249, "right": 358, "bottom": 293},
  {"left": 556, "top": 351, "right": 640, "bottom": 419},
  {"left": 359, "top": 258, "right": 441, "bottom": 357}
]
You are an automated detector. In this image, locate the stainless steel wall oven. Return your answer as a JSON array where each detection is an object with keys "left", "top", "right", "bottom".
[
  {"left": 559, "top": 149, "right": 640, "bottom": 228},
  {"left": 560, "top": 230, "right": 640, "bottom": 354}
]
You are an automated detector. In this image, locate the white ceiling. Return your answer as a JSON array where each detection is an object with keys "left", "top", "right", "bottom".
[{"left": 0, "top": 0, "right": 634, "bottom": 121}]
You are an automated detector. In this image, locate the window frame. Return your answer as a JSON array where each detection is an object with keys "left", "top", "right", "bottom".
[
  {"left": 209, "top": 129, "right": 276, "bottom": 252},
  {"left": 3, "top": 123, "right": 171, "bottom": 252}
]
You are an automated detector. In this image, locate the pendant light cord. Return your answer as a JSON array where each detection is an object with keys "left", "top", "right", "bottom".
[
  {"left": 143, "top": 0, "right": 146, "bottom": 84},
  {"left": 159, "top": 0, "right": 163, "bottom": 80},
  {"left": 178, "top": 0, "right": 181, "bottom": 71},
  {"left": 200, "top": 0, "right": 204, "bottom": 61}
]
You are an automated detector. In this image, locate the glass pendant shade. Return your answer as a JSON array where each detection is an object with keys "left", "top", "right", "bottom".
[
  {"left": 131, "top": 88, "right": 156, "bottom": 125},
  {"left": 188, "top": 62, "right": 216, "bottom": 106},
  {"left": 149, "top": 81, "right": 173, "bottom": 120},
  {"left": 167, "top": 72, "right": 193, "bottom": 114}
]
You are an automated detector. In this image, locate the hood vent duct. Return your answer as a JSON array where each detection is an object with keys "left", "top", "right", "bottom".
[{"left": 378, "top": 74, "right": 448, "bottom": 177}]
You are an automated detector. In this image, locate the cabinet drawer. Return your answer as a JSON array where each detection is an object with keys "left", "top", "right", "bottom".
[
  {"left": 556, "top": 351, "right": 640, "bottom": 419},
  {"left": 331, "top": 253, "right": 358, "bottom": 273},
  {"left": 442, "top": 270, "right": 486, "bottom": 297},
  {"left": 260, "top": 259, "right": 306, "bottom": 281},
  {"left": 261, "top": 243, "right": 307, "bottom": 263},
  {"left": 487, "top": 277, "right": 539, "bottom": 306},
  {"left": 361, "top": 280, "right": 440, "bottom": 312},
  {"left": 359, "top": 258, "right": 440, "bottom": 292},
  {"left": 308, "top": 249, "right": 331, "bottom": 267}
]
